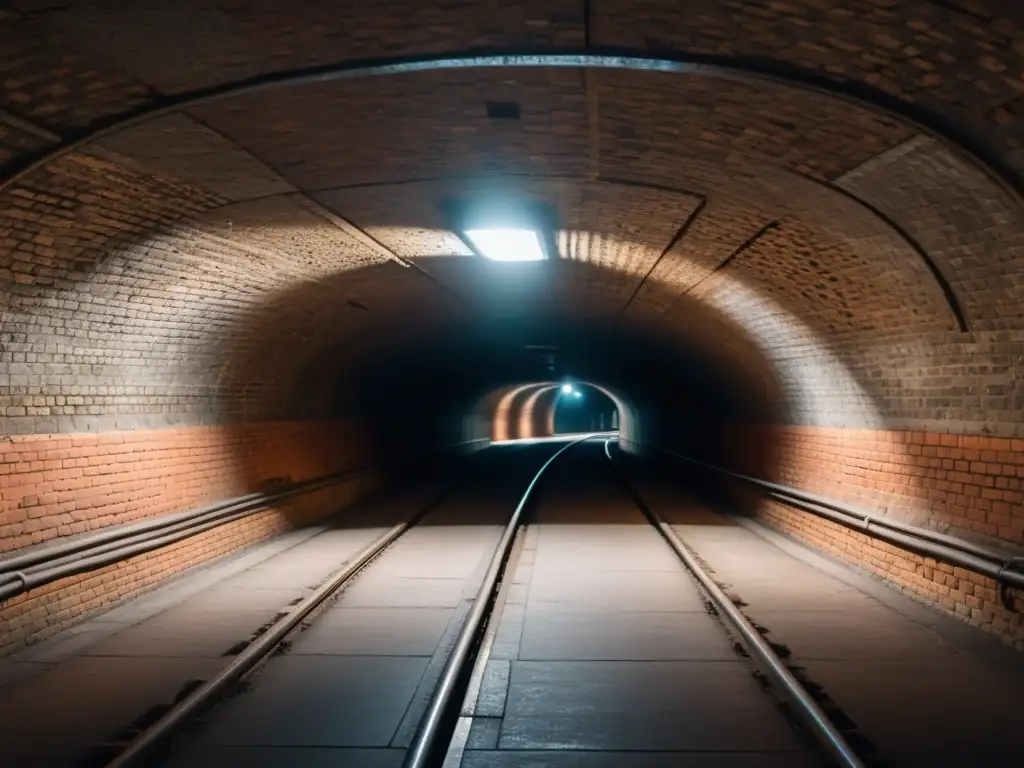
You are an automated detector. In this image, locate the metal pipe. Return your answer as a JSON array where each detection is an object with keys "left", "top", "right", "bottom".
[
  {"left": 1, "top": 497, "right": 280, "bottom": 583},
  {"left": 0, "top": 491, "right": 267, "bottom": 574},
  {"left": 0, "top": 438, "right": 488, "bottom": 601},
  {"left": 605, "top": 441, "right": 866, "bottom": 768},
  {"left": 0, "top": 470, "right": 360, "bottom": 577},
  {"left": 401, "top": 434, "right": 593, "bottom": 768},
  {"left": 0, "top": 472, "right": 363, "bottom": 600},
  {"left": 0, "top": 503, "right": 276, "bottom": 600},
  {"left": 767, "top": 492, "right": 1024, "bottom": 592},
  {"left": 664, "top": 450, "right": 1024, "bottom": 592}
]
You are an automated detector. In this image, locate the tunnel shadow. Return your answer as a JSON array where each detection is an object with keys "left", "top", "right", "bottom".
[
  {"left": 2, "top": 150, "right": 928, "bottom": 530},
  {"left": 550, "top": 384, "right": 619, "bottom": 435},
  {"left": 0, "top": 96, "right": 983, "bottom": 546},
  {"left": 215, "top": 256, "right": 793, "bottom": 526}
]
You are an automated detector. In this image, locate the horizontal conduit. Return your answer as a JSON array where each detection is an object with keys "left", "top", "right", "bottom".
[
  {"left": 0, "top": 439, "right": 488, "bottom": 602},
  {"left": 664, "top": 450, "right": 1024, "bottom": 607}
]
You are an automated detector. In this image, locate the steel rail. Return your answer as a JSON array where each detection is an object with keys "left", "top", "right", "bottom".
[
  {"left": 604, "top": 440, "right": 866, "bottom": 768},
  {"left": 103, "top": 476, "right": 468, "bottom": 768},
  {"left": 401, "top": 434, "right": 594, "bottom": 768},
  {"left": 662, "top": 450, "right": 1024, "bottom": 596}
]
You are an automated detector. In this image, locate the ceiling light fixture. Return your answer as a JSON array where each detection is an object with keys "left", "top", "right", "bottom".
[
  {"left": 443, "top": 198, "right": 557, "bottom": 262},
  {"left": 464, "top": 228, "right": 545, "bottom": 262}
]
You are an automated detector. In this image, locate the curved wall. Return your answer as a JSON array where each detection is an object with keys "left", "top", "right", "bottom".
[{"left": 1, "top": 3, "right": 1023, "bottom": 648}]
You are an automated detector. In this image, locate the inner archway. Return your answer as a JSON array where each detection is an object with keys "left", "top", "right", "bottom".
[{"left": 549, "top": 383, "right": 619, "bottom": 435}]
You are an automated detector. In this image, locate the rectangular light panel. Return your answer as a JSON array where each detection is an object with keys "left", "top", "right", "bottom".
[{"left": 464, "top": 228, "right": 544, "bottom": 261}]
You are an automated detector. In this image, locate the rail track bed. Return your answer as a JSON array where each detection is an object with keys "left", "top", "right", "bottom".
[{"left": 0, "top": 438, "right": 1021, "bottom": 768}]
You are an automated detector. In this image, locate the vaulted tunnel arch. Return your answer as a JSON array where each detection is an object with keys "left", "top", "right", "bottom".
[
  {"left": 480, "top": 381, "right": 624, "bottom": 442},
  {"left": 548, "top": 384, "right": 619, "bottom": 435},
  {"left": 1, "top": 2, "right": 1023, "bottom": 650}
]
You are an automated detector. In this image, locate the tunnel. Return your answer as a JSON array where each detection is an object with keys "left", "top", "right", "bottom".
[{"left": 0, "top": 3, "right": 1023, "bottom": 767}]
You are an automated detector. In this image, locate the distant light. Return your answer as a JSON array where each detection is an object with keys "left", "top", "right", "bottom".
[
  {"left": 573, "top": 391, "right": 582, "bottom": 398},
  {"left": 561, "top": 384, "right": 573, "bottom": 394},
  {"left": 464, "top": 228, "right": 544, "bottom": 261}
]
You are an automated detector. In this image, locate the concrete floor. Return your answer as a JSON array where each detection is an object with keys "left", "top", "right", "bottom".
[
  {"left": 631, "top": 462, "right": 1024, "bottom": 768},
  {"left": 454, "top": 447, "right": 817, "bottom": 768},
  {"left": 0, "top": 475, "right": 459, "bottom": 767},
  {"left": 1, "top": 440, "right": 1022, "bottom": 767},
  {"left": 159, "top": 445, "right": 552, "bottom": 768}
]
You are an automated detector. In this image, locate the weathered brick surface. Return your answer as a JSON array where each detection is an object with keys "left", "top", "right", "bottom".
[
  {"left": 839, "top": 135, "right": 1024, "bottom": 330},
  {"left": 0, "top": 2, "right": 1017, "bottom": 173},
  {"left": 51, "top": 1, "right": 586, "bottom": 95},
  {"left": 758, "top": 496, "right": 1024, "bottom": 649},
  {"left": 0, "top": 8, "right": 153, "bottom": 135},
  {"left": 0, "top": 470, "right": 377, "bottom": 655},
  {"left": 0, "top": 421, "right": 367, "bottom": 554},
  {"left": 91, "top": 114, "right": 297, "bottom": 203},
  {"left": 768, "top": 426, "right": 1024, "bottom": 544},
  {"left": 595, "top": 0, "right": 1024, "bottom": 173},
  {"left": 0, "top": 151, "right": 405, "bottom": 433},
  {"left": 596, "top": 70, "right": 915, "bottom": 182},
  {"left": 616, "top": 158, "right": 966, "bottom": 331},
  {"left": 0, "top": 1, "right": 1022, "bottom": 655},
  {"left": 820, "top": 330, "right": 1024, "bottom": 435},
  {"left": 691, "top": 216, "right": 952, "bottom": 336},
  {"left": 188, "top": 69, "right": 592, "bottom": 190}
]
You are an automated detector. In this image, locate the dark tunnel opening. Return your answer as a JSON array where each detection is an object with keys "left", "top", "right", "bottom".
[
  {"left": 550, "top": 383, "right": 618, "bottom": 435},
  {"left": 3, "top": 7, "right": 1024, "bottom": 761},
  {"left": 220, "top": 256, "right": 787, "bottom": 519}
]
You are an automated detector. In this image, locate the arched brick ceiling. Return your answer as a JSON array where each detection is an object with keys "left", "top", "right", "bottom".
[
  {"left": 0, "top": 0, "right": 1022, "bottom": 453},
  {"left": 2, "top": 2, "right": 1021, "bottom": 170}
]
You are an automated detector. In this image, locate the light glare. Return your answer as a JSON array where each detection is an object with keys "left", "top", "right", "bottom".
[
  {"left": 561, "top": 384, "right": 573, "bottom": 394},
  {"left": 465, "top": 228, "right": 544, "bottom": 261}
]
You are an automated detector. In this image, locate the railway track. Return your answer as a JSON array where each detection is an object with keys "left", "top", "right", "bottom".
[{"left": 85, "top": 435, "right": 868, "bottom": 768}]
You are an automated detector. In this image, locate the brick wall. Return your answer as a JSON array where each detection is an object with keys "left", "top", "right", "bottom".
[
  {"left": 749, "top": 425, "right": 1024, "bottom": 647},
  {"left": 771, "top": 426, "right": 1024, "bottom": 544},
  {"left": 0, "top": 0, "right": 1021, "bottom": 659},
  {"left": 759, "top": 498, "right": 1024, "bottom": 649},
  {"left": 838, "top": 135, "right": 1024, "bottom": 333},
  {"left": 0, "top": 3, "right": 1020, "bottom": 177},
  {"left": 0, "top": 420, "right": 367, "bottom": 553},
  {"left": 0, "top": 420, "right": 377, "bottom": 653},
  {"left": 0, "top": 472, "right": 375, "bottom": 655}
]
